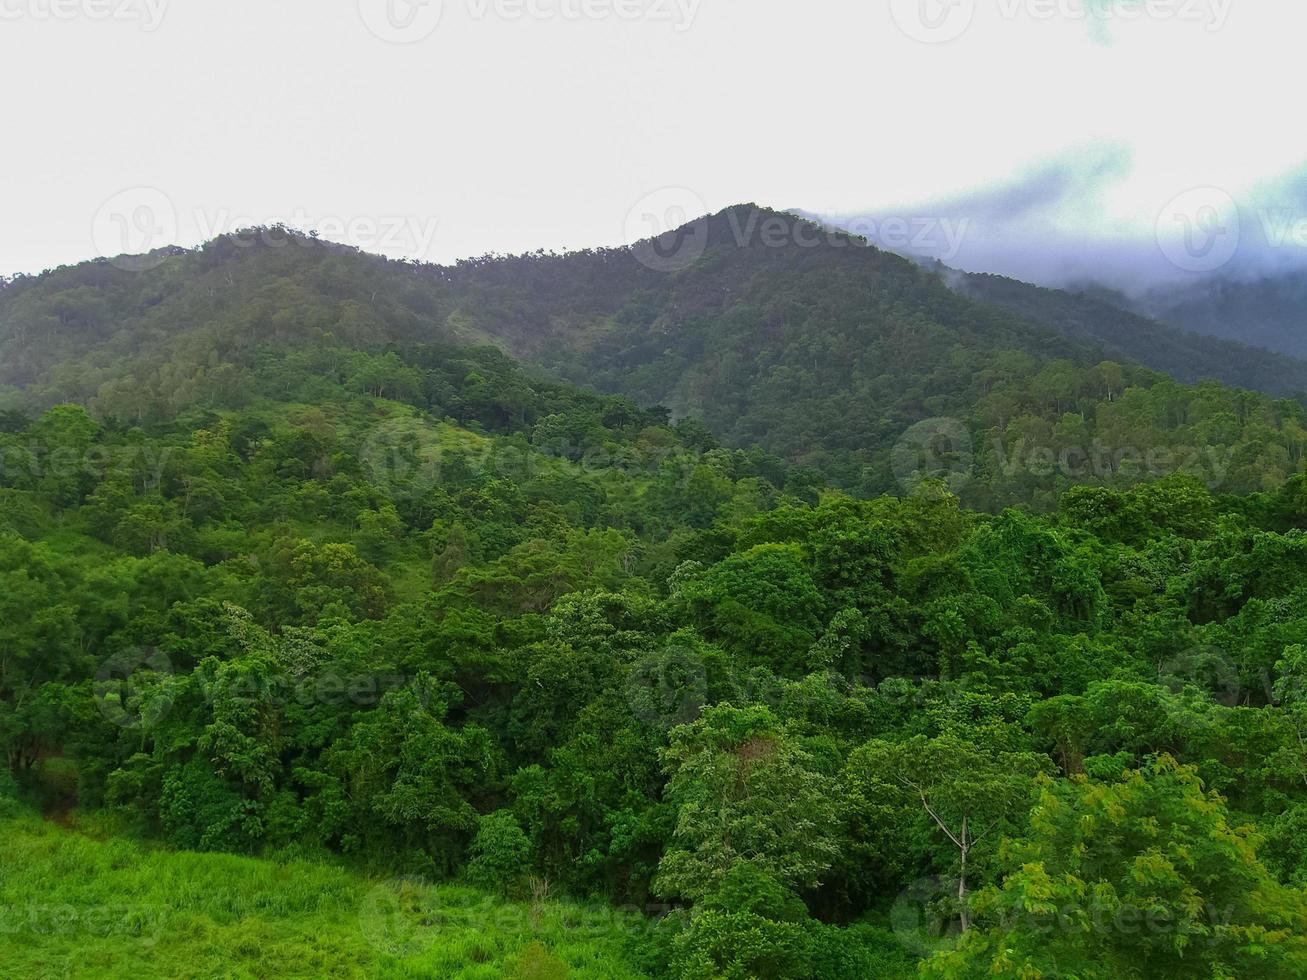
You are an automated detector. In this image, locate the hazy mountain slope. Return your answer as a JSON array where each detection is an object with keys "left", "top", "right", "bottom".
[
  {"left": 1136, "top": 271, "right": 1307, "bottom": 360},
  {"left": 951, "top": 270, "right": 1307, "bottom": 396}
]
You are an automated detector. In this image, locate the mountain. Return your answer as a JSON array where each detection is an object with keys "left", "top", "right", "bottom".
[
  {"left": 2, "top": 206, "right": 1305, "bottom": 505},
  {"left": 7, "top": 207, "right": 1307, "bottom": 980},
  {"left": 947, "top": 268, "right": 1307, "bottom": 396},
  {"left": 1132, "top": 270, "right": 1307, "bottom": 360}
]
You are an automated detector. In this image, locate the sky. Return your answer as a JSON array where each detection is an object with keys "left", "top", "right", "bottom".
[{"left": 1, "top": 0, "right": 1304, "bottom": 285}]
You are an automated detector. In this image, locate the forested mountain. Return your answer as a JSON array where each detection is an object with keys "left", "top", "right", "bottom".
[
  {"left": 950, "top": 267, "right": 1307, "bottom": 396},
  {"left": 5, "top": 210, "right": 1307, "bottom": 977},
  {"left": 4, "top": 207, "right": 1306, "bottom": 507},
  {"left": 1133, "top": 270, "right": 1307, "bottom": 360}
]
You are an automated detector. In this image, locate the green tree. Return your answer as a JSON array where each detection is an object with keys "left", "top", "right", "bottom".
[
  {"left": 655, "top": 704, "right": 840, "bottom": 903},
  {"left": 924, "top": 758, "right": 1307, "bottom": 979},
  {"left": 467, "top": 809, "right": 531, "bottom": 894}
]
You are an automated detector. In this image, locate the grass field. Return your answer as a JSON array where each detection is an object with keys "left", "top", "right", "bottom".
[{"left": 0, "top": 807, "right": 652, "bottom": 979}]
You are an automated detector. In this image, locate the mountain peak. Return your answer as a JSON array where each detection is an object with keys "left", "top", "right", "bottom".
[{"left": 694, "top": 204, "right": 869, "bottom": 251}]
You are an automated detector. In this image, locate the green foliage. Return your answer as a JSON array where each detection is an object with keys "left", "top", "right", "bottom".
[
  {"left": 924, "top": 759, "right": 1307, "bottom": 978},
  {"left": 467, "top": 810, "right": 531, "bottom": 894},
  {"left": 4, "top": 239, "right": 1307, "bottom": 977},
  {"left": 0, "top": 811, "right": 650, "bottom": 978},
  {"left": 655, "top": 705, "right": 840, "bottom": 902}
]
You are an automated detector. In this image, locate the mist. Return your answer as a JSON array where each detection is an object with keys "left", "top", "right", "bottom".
[{"left": 811, "top": 147, "right": 1307, "bottom": 296}]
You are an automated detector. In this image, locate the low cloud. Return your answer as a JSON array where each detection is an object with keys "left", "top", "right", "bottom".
[{"left": 811, "top": 146, "right": 1307, "bottom": 295}]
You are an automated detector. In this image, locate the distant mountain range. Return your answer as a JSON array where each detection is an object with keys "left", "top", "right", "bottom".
[
  {"left": 943, "top": 268, "right": 1307, "bottom": 396},
  {"left": 2, "top": 204, "right": 1304, "bottom": 501},
  {"left": 800, "top": 206, "right": 1307, "bottom": 366},
  {"left": 1129, "top": 272, "right": 1307, "bottom": 361}
]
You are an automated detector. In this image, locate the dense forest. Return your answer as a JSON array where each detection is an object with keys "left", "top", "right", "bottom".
[
  {"left": 950, "top": 267, "right": 1307, "bottom": 396},
  {"left": 4, "top": 209, "right": 1307, "bottom": 506},
  {"left": 4, "top": 215, "right": 1307, "bottom": 977}
]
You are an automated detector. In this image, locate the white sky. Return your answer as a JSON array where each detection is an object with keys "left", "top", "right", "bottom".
[{"left": 1, "top": 0, "right": 1303, "bottom": 277}]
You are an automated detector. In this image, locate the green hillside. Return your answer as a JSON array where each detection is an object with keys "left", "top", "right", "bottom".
[
  {"left": 3, "top": 208, "right": 1305, "bottom": 505},
  {"left": 953, "top": 267, "right": 1307, "bottom": 396},
  {"left": 5, "top": 214, "right": 1307, "bottom": 978},
  {"left": 0, "top": 810, "right": 650, "bottom": 979}
]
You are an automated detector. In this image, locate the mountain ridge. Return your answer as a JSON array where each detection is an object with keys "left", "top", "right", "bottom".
[{"left": 3, "top": 205, "right": 1305, "bottom": 503}]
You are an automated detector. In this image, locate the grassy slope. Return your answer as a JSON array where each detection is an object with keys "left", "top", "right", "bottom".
[{"left": 0, "top": 810, "right": 650, "bottom": 980}]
